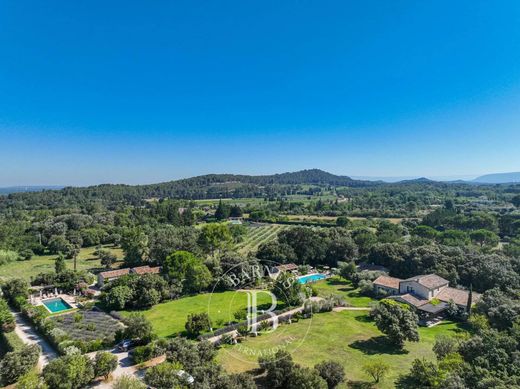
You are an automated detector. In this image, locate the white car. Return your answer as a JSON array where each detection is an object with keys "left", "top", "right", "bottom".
[{"left": 177, "top": 370, "right": 195, "bottom": 385}]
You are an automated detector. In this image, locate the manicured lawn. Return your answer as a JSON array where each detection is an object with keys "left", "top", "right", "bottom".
[
  {"left": 313, "top": 276, "right": 377, "bottom": 307},
  {"left": 217, "top": 310, "right": 466, "bottom": 388},
  {"left": 0, "top": 245, "right": 124, "bottom": 281},
  {"left": 122, "top": 290, "right": 283, "bottom": 338}
]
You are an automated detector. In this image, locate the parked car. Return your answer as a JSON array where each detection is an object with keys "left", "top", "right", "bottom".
[
  {"left": 177, "top": 370, "right": 194, "bottom": 385},
  {"left": 117, "top": 339, "right": 134, "bottom": 352}
]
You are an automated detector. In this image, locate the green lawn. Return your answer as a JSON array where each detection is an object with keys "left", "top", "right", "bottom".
[
  {"left": 0, "top": 245, "right": 124, "bottom": 281},
  {"left": 313, "top": 276, "right": 376, "bottom": 307},
  {"left": 122, "top": 290, "right": 282, "bottom": 338},
  {"left": 217, "top": 310, "right": 466, "bottom": 388}
]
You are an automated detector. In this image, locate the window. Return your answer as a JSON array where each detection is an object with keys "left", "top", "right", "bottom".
[{"left": 406, "top": 286, "right": 415, "bottom": 293}]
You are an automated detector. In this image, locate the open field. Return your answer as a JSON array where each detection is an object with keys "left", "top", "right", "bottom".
[
  {"left": 285, "top": 215, "right": 404, "bottom": 224},
  {"left": 217, "top": 310, "right": 466, "bottom": 388},
  {"left": 312, "top": 276, "right": 377, "bottom": 307},
  {"left": 235, "top": 224, "right": 290, "bottom": 254},
  {"left": 122, "top": 290, "right": 283, "bottom": 338},
  {"left": 0, "top": 245, "right": 124, "bottom": 281},
  {"left": 193, "top": 193, "right": 338, "bottom": 207}
]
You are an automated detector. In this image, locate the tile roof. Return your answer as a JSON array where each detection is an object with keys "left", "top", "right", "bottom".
[
  {"left": 437, "top": 287, "right": 482, "bottom": 307},
  {"left": 373, "top": 275, "right": 401, "bottom": 290},
  {"left": 99, "top": 268, "right": 130, "bottom": 279},
  {"left": 132, "top": 266, "right": 161, "bottom": 275},
  {"left": 418, "top": 301, "right": 449, "bottom": 314},
  {"left": 276, "top": 263, "right": 298, "bottom": 272},
  {"left": 390, "top": 293, "right": 430, "bottom": 308},
  {"left": 405, "top": 274, "right": 449, "bottom": 290}
]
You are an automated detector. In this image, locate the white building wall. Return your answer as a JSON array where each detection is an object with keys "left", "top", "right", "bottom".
[{"left": 398, "top": 281, "right": 432, "bottom": 299}]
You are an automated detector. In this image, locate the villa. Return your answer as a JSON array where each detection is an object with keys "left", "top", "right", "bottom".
[{"left": 373, "top": 273, "right": 481, "bottom": 318}]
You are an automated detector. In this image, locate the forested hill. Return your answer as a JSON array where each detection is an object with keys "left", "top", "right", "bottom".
[
  {"left": 1, "top": 168, "right": 509, "bottom": 209},
  {"left": 0, "top": 169, "right": 377, "bottom": 206}
]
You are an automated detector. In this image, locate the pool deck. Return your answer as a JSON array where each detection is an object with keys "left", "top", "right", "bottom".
[
  {"left": 30, "top": 293, "right": 78, "bottom": 313},
  {"left": 298, "top": 272, "right": 329, "bottom": 284}
]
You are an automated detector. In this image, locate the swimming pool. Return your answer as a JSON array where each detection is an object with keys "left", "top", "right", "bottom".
[
  {"left": 42, "top": 298, "right": 72, "bottom": 313},
  {"left": 298, "top": 273, "right": 326, "bottom": 284}
]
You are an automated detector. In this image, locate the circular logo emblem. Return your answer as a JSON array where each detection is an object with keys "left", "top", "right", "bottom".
[{"left": 207, "top": 260, "right": 316, "bottom": 365}]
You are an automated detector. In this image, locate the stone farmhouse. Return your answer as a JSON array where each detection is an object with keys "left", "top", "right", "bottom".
[
  {"left": 373, "top": 274, "right": 481, "bottom": 318},
  {"left": 97, "top": 265, "right": 161, "bottom": 287}
]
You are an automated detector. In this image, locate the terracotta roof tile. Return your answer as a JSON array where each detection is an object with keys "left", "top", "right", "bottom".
[
  {"left": 405, "top": 274, "right": 449, "bottom": 290},
  {"left": 100, "top": 268, "right": 130, "bottom": 279},
  {"left": 437, "top": 287, "right": 481, "bottom": 307},
  {"left": 132, "top": 266, "right": 161, "bottom": 275},
  {"left": 276, "top": 263, "right": 298, "bottom": 272},
  {"left": 373, "top": 275, "right": 401, "bottom": 290}
]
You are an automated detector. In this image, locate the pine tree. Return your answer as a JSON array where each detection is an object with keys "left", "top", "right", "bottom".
[{"left": 466, "top": 283, "right": 473, "bottom": 315}]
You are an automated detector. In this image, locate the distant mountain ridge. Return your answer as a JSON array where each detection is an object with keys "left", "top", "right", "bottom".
[
  {"left": 0, "top": 185, "right": 64, "bottom": 194},
  {"left": 473, "top": 172, "right": 520, "bottom": 184},
  {"left": 5, "top": 169, "right": 520, "bottom": 204}
]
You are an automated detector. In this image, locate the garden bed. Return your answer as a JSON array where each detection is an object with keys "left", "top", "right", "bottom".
[{"left": 51, "top": 309, "right": 123, "bottom": 342}]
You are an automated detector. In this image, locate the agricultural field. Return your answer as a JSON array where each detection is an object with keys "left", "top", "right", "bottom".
[
  {"left": 235, "top": 224, "right": 290, "bottom": 254},
  {"left": 217, "top": 310, "right": 466, "bottom": 388},
  {"left": 51, "top": 309, "right": 123, "bottom": 342},
  {"left": 0, "top": 245, "right": 124, "bottom": 282},
  {"left": 285, "top": 215, "right": 405, "bottom": 224},
  {"left": 122, "top": 290, "right": 282, "bottom": 338}
]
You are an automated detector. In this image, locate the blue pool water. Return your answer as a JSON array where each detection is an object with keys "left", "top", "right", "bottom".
[
  {"left": 298, "top": 273, "right": 326, "bottom": 284},
  {"left": 43, "top": 298, "right": 72, "bottom": 313}
]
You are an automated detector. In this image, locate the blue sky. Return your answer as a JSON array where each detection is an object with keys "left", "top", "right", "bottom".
[{"left": 1, "top": 1, "right": 520, "bottom": 185}]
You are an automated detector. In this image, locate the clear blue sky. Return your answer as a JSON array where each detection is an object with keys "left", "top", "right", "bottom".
[{"left": 1, "top": 1, "right": 520, "bottom": 186}]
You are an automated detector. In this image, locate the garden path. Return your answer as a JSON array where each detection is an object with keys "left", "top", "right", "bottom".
[{"left": 11, "top": 310, "right": 58, "bottom": 370}]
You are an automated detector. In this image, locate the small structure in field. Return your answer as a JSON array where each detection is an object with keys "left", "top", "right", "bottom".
[{"left": 97, "top": 265, "right": 161, "bottom": 286}]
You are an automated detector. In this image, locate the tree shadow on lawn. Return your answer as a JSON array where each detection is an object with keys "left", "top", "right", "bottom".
[
  {"left": 327, "top": 278, "right": 351, "bottom": 286},
  {"left": 348, "top": 381, "right": 376, "bottom": 389},
  {"left": 350, "top": 336, "right": 409, "bottom": 355},
  {"left": 354, "top": 314, "right": 373, "bottom": 323}
]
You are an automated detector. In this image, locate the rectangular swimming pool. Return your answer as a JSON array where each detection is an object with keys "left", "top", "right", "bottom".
[
  {"left": 298, "top": 273, "right": 326, "bottom": 284},
  {"left": 42, "top": 298, "right": 72, "bottom": 313}
]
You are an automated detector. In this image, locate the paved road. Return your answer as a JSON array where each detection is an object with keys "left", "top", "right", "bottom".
[
  {"left": 88, "top": 350, "right": 163, "bottom": 388},
  {"left": 11, "top": 310, "right": 58, "bottom": 370}
]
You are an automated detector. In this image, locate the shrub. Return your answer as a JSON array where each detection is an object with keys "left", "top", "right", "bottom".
[
  {"left": 0, "top": 299, "right": 15, "bottom": 332},
  {"left": 16, "top": 370, "right": 47, "bottom": 389},
  {"left": 144, "top": 361, "right": 184, "bottom": 388},
  {"left": 94, "top": 351, "right": 118, "bottom": 379},
  {"left": 63, "top": 345, "right": 81, "bottom": 356},
  {"left": 18, "top": 249, "right": 34, "bottom": 261},
  {"left": 123, "top": 313, "right": 154, "bottom": 343},
  {"left": 113, "top": 375, "right": 146, "bottom": 389},
  {"left": 1, "top": 278, "right": 29, "bottom": 308},
  {"left": 0, "top": 249, "right": 18, "bottom": 265},
  {"left": 315, "top": 360, "right": 345, "bottom": 389},
  {"left": 49, "top": 327, "right": 68, "bottom": 343},
  {"left": 185, "top": 312, "right": 212, "bottom": 337},
  {"left": 0, "top": 344, "right": 40, "bottom": 386},
  {"left": 358, "top": 279, "right": 375, "bottom": 297},
  {"left": 43, "top": 354, "right": 95, "bottom": 389}
]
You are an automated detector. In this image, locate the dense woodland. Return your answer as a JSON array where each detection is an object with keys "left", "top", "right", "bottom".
[{"left": 2, "top": 170, "right": 520, "bottom": 387}]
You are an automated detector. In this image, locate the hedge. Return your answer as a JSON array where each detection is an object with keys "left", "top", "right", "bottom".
[
  {"left": 198, "top": 306, "right": 297, "bottom": 340},
  {"left": 0, "top": 331, "right": 24, "bottom": 358}
]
